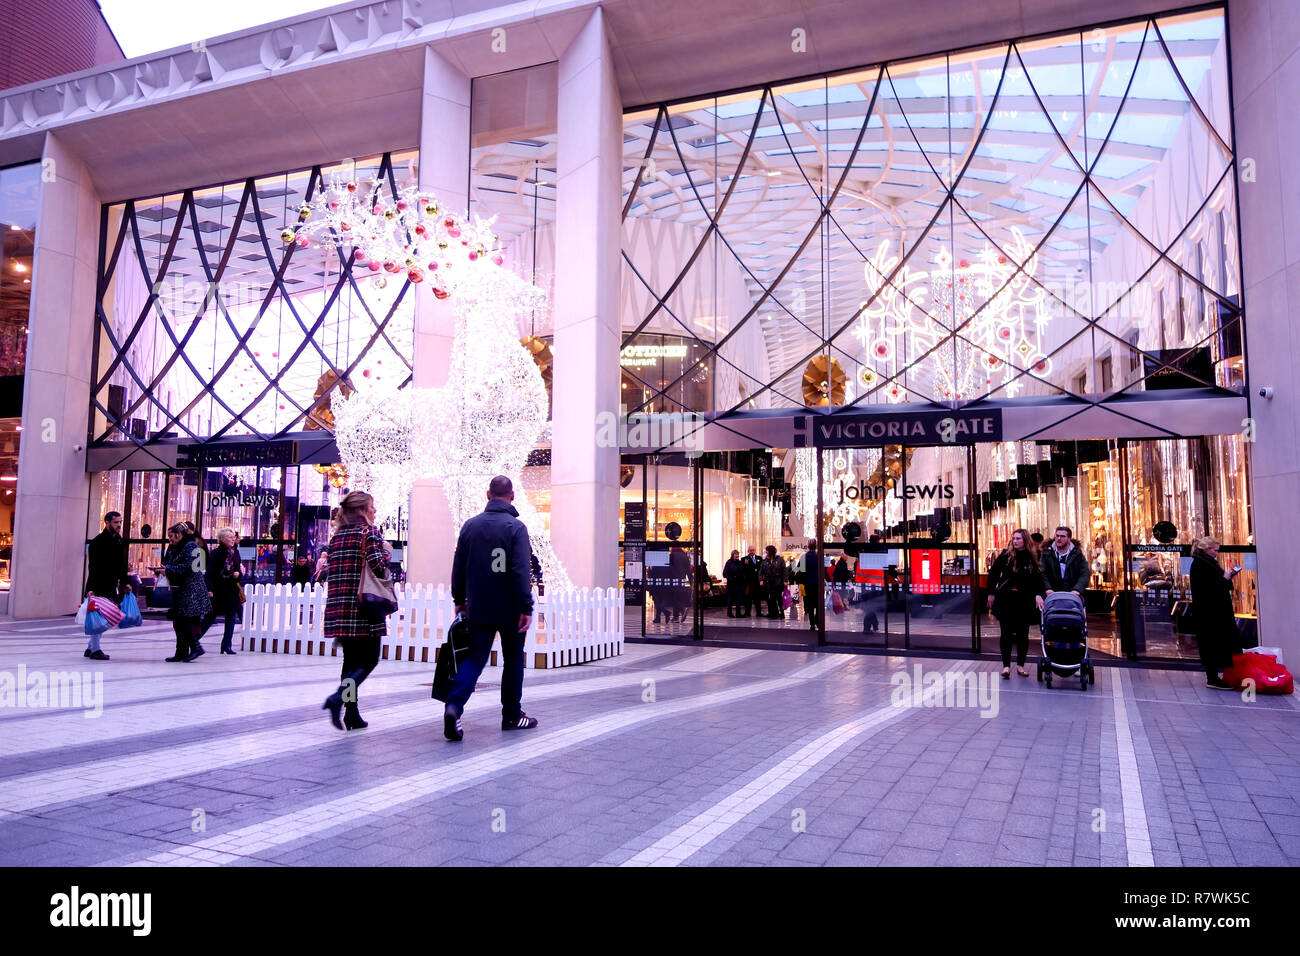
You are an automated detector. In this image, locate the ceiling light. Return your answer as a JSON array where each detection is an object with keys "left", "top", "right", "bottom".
[
  {"left": 12, "top": 262, "right": 25, "bottom": 273},
  {"left": 8, "top": 224, "right": 19, "bottom": 231}
]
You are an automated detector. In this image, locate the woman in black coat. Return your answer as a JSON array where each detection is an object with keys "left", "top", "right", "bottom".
[
  {"left": 986, "top": 528, "right": 1046, "bottom": 679},
  {"left": 206, "top": 527, "right": 243, "bottom": 655},
  {"left": 1190, "top": 535, "right": 1242, "bottom": 689},
  {"left": 162, "top": 523, "right": 215, "bottom": 662}
]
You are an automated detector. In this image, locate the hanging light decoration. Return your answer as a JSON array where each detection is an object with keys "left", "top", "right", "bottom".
[
  {"left": 296, "top": 182, "right": 570, "bottom": 588},
  {"left": 854, "top": 228, "right": 1051, "bottom": 401}
]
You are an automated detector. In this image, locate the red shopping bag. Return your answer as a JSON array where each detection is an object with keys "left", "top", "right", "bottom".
[
  {"left": 89, "top": 595, "right": 124, "bottom": 628},
  {"left": 1224, "top": 653, "right": 1294, "bottom": 695}
]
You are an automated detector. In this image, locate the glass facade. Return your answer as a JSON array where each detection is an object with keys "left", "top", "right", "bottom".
[
  {"left": 1, "top": 161, "right": 39, "bottom": 592},
  {"left": 92, "top": 150, "right": 417, "bottom": 451},
  {"left": 611, "top": 8, "right": 1239, "bottom": 417}
]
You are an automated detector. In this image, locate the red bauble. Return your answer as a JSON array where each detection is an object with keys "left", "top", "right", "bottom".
[
  {"left": 368, "top": 261, "right": 380, "bottom": 272},
  {"left": 958, "top": 259, "right": 969, "bottom": 269},
  {"left": 468, "top": 251, "right": 478, "bottom": 261},
  {"left": 346, "top": 183, "right": 357, "bottom": 193},
  {"left": 427, "top": 262, "right": 438, "bottom": 271},
  {"left": 414, "top": 224, "right": 427, "bottom": 236},
  {"left": 443, "top": 217, "right": 455, "bottom": 229},
  {"left": 396, "top": 200, "right": 407, "bottom": 211},
  {"left": 340, "top": 222, "right": 351, "bottom": 231},
  {"left": 384, "top": 262, "right": 400, "bottom": 274},
  {"left": 492, "top": 255, "right": 503, "bottom": 266},
  {"left": 362, "top": 369, "right": 371, "bottom": 377},
  {"left": 433, "top": 288, "right": 450, "bottom": 300},
  {"left": 355, "top": 250, "right": 367, "bottom": 262},
  {"left": 408, "top": 269, "right": 424, "bottom": 283}
]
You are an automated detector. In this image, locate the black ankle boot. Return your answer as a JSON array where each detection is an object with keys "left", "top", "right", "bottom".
[
  {"left": 343, "top": 703, "right": 368, "bottom": 730},
  {"left": 322, "top": 693, "right": 344, "bottom": 730},
  {"left": 165, "top": 637, "right": 189, "bottom": 662}
]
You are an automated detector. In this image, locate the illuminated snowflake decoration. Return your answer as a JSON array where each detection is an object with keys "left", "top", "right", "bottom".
[
  {"left": 301, "top": 184, "right": 570, "bottom": 588},
  {"left": 854, "top": 228, "right": 1052, "bottom": 401}
]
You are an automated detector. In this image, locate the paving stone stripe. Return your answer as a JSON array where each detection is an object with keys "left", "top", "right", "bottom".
[
  {"left": 0, "top": 650, "right": 780, "bottom": 815},
  {"left": 619, "top": 661, "right": 975, "bottom": 866},
  {"left": 1111, "top": 668, "right": 1154, "bottom": 866},
  {"left": 119, "top": 671, "right": 818, "bottom": 865}
]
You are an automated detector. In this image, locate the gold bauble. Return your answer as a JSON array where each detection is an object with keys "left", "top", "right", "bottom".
[
  {"left": 802, "top": 355, "right": 846, "bottom": 406},
  {"left": 279, "top": 228, "right": 296, "bottom": 243}
]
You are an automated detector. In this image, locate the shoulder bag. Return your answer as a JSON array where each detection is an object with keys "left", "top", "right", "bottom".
[{"left": 358, "top": 530, "right": 399, "bottom": 617}]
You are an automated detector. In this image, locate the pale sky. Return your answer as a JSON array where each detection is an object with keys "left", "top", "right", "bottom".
[{"left": 99, "top": 0, "right": 346, "bottom": 58}]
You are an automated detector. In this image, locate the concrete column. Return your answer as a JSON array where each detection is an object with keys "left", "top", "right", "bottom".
[
  {"left": 1230, "top": 0, "right": 1300, "bottom": 655},
  {"left": 406, "top": 46, "right": 470, "bottom": 587},
  {"left": 551, "top": 8, "right": 622, "bottom": 590},
  {"left": 11, "top": 133, "right": 100, "bottom": 618}
]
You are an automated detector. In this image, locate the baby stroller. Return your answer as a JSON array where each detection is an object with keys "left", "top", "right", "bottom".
[{"left": 1037, "top": 591, "right": 1094, "bottom": 690}]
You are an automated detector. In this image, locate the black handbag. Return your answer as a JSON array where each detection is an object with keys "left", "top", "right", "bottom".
[{"left": 431, "top": 615, "right": 473, "bottom": 702}]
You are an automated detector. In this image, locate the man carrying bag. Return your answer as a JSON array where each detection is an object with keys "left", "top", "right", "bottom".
[
  {"left": 431, "top": 614, "right": 473, "bottom": 702},
  {"left": 442, "top": 475, "right": 537, "bottom": 742}
]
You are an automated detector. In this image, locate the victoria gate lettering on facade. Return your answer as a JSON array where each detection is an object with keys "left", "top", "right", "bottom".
[{"left": 807, "top": 409, "right": 1003, "bottom": 448}]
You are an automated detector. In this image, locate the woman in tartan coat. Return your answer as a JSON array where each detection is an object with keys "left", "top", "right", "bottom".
[{"left": 322, "top": 491, "right": 393, "bottom": 731}]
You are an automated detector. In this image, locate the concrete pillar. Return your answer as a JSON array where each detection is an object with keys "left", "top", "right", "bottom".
[
  {"left": 1230, "top": 0, "right": 1300, "bottom": 655},
  {"left": 11, "top": 133, "right": 99, "bottom": 618},
  {"left": 551, "top": 8, "right": 623, "bottom": 590},
  {"left": 406, "top": 46, "right": 470, "bottom": 587}
]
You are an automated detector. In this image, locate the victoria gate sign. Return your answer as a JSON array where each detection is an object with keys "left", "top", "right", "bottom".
[{"left": 806, "top": 409, "right": 1003, "bottom": 448}]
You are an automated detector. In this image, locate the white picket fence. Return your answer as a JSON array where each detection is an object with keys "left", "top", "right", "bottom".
[{"left": 240, "top": 583, "right": 623, "bottom": 668}]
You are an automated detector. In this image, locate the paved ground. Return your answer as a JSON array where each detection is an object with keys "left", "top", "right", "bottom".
[{"left": 1, "top": 615, "right": 1298, "bottom": 867}]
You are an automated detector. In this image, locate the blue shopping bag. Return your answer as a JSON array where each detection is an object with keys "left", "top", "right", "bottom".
[
  {"left": 84, "top": 609, "right": 111, "bottom": 636},
  {"left": 119, "top": 591, "right": 142, "bottom": 628}
]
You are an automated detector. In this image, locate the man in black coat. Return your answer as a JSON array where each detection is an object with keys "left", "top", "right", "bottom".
[
  {"left": 722, "top": 549, "right": 745, "bottom": 617},
  {"left": 1190, "top": 536, "right": 1242, "bottom": 689},
  {"left": 444, "top": 475, "right": 537, "bottom": 741},
  {"left": 741, "top": 545, "right": 762, "bottom": 617},
  {"left": 86, "top": 511, "right": 130, "bottom": 601},
  {"left": 1040, "top": 525, "right": 1089, "bottom": 595},
  {"left": 83, "top": 512, "right": 130, "bottom": 661}
]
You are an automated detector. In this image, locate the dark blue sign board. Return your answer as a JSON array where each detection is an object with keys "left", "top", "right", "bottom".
[{"left": 806, "top": 409, "right": 1003, "bottom": 448}]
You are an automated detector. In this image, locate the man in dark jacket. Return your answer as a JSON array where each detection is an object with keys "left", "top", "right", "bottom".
[
  {"left": 1040, "top": 525, "right": 1089, "bottom": 595},
  {"left": 83, "top": 512, "right": 131, "bottom": 661},
  {"left": 86, "top": 511, "right": 130, "bottom": 601},
  {"left": 742, "top": 545, "right": 762, "bottom": 617},
  {"left": 444, "top": 475, "right": 537, "bottom": 741},
  {"left": 722, "top": 550, "right": 745, "bottom": 617}
]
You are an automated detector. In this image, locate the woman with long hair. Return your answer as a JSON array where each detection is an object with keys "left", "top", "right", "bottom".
[
  {"left": 206, "top": 527, "right": 243, "bottom": 655},
  {"left": 162, "top": 522, "right": 214, "bottom": 663},
  {"left": 321, "top": 491, "right": 393, "bottom": 730},
  {"left": 986, "top": 528, "right": 1045, "bottom": 679},
  {"left": 1190, "top": 535, "right": 1242, "bottom": 689}
]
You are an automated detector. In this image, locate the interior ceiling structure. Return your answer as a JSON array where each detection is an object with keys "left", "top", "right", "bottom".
[
  {"left": 470, "top": 12, "right": 1233, "bottom": 404},
  {"left": 114, "top": 150, "right": 418, "bottom": 428}
]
